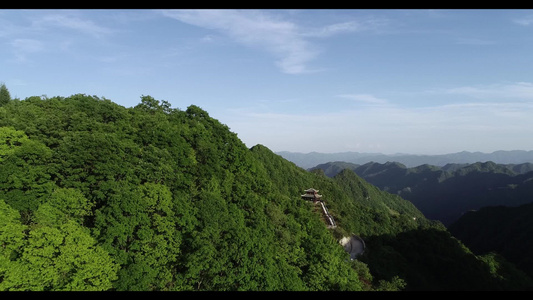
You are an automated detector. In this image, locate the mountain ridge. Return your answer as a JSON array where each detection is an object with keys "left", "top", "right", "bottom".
[
  {"left": 310, "top": 160, "right": 533, "bottom": 226},
  {"left": 278, "top": 150, "right": 533, "bottom": 169},
  {"left": 1, "top": 93, "right": 532, "bottom": 291}
]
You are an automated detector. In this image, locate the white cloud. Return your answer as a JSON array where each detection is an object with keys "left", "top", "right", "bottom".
[
  {"left": 444, "top": 82, "right": 533, "bottom": 100},
  {"left": 32, "top": 12, "right": 113, "bottom": 38},
  {"left": 337, "top": 93, "right": 389, "bottom": 105},
  {"left": 303, "top": 15, "right": 389, "bottom": 38},
  {"left": 513, "top": 14, "right": 533, "bottom": 26},
  {"left": 304, "top": 21, "right": 362, "bottom": 38},
  {"left": 454, "top": 37, "right": 495, "bottom": 45},
  {"left": 2, "top": 10, "right": 115, "bottom": 63},
  {"left": 200, "top": 35, "right": 216, "bottom": 43},
  {"left": 11, "top": 38, "right": 43, "bottom": 52},
  {"left": 161, "top": 9, "right": 378, "bottom": 75},
  {"left": 223, "top": 94, "right": 533, "bottom": 154},
  {"left": 161, "top": 9, "right": 318, "bottom": 74},
  {"left": 9, "top": 38, "right": 44, "bottom": 62}
]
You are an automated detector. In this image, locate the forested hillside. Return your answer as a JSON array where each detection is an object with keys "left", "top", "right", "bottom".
[
  {"left": 0, "top": 93, "right": 532, "bottom": 291},
  {"left": 311, "top": 161, "right": 533, "bottom": 226},
  {"left": 448, "top": 202, "right": 533, "bottom": 279}
]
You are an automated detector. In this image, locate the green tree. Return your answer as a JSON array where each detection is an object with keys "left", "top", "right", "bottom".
[
  {"left": 0, "top": 127, "right": 55, "bottom": 218},
  {"left": 94, "top": 182, "right": 182, "bottom": 291},
  {"left": 33, "top": 188, "right": 94, "bottom": 227},
  {"left": 0, "top": 199, "right": 27, "bottom": 274},
  {"left": 0, "top": 127, "right": 29, "bottom": 162},
  {"left": 0, "top": 83, "right": 11, "bottom": 106},
  {"left": 0, "top": 199, "right": 118, "bottom": 291},
  {"left": 2, "top": 92, "right": 529, "bottom": 291}
]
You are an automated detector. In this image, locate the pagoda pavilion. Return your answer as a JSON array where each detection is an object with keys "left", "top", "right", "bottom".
[
  {"left": 301, "top": 188, "right": 322, "bottom": 202},
  {"left": 301, "top": 188, "right": 336, "bottom": 228}
]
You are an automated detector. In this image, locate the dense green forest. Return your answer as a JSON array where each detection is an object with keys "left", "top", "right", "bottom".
[
  {"left": 1, "top": 89, "right": 532, "bottom": 291},
  {"left": 449, "top": 202, "right": 533, "bottom": 279},
  {"left": 311, "top": 161, "right": 533, "bottom": 226}
]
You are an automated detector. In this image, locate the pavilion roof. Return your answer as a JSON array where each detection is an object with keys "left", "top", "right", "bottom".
[{"left": 301, "top": 193, "right": 322, "bottom": 198}]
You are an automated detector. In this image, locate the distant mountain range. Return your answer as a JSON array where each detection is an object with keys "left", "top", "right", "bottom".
[
  {"left": 277, "top": 150, "right": 533, "bottom": 169},
  {"left": 288, "top": 150, "right": 533, "bottom": 282},
  {"left": 309, "top": 160, "right": 533, "bottom": 226}
]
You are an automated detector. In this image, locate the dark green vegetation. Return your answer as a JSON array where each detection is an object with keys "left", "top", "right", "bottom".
[
  {"left": 0, "top": 84, "right": 10, "bottom": 107},
  {"left": 311, "top": 161, "right": 533, "bottom": 226},
  {"left": 1, "top": 92, "right": 532, "bottom": 291},
  {"left": 449, "top": 202, "right": 533, "bottom": 280}
]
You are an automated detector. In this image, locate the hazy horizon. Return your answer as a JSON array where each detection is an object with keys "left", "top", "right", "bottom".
[
  {"left": 276, "top": 149, "right": 533, "bottom": 156},
  {"left": 3, "top": 9, "right": 533, "bottom": 154}
]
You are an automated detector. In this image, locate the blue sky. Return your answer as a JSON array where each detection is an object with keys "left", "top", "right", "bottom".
[{"left": 2, "top": 9, "right": 533, "bottom": 154}]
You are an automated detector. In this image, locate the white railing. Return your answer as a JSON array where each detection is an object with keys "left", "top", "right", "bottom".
[{"left": 320, "top": 201, "right": 336, "bottom": 227}]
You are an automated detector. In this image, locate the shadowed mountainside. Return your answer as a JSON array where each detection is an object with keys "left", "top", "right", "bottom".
[{"left": 310, "top": 161, "right": 533, "bottom": 226}]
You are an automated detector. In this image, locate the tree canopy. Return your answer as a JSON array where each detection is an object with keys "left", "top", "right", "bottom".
[
  {"left": 0, "top": 92, "right": 531, "bottom": 291},
  {"left": 0, "top": 84, "right": 11, "bottom": 107}
]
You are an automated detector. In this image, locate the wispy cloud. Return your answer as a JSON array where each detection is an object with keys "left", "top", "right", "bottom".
[
  {"left": 513, "top": 14, "right": 533, "bottom": 26},
  {"left": 161, "top": 9, "right": 318, "bottom": 74},
  {"left": 222, "top": 80, "right": 533, "bottom": 153},
  {"left": 454, "top": 37, "right": 495, "bottom": 45},
  {"left": 304, "top": 21, "right": 363, "bottom": 38},
  {"left": 444, "top": 82, "right": 533, "bottom": 100},
  {"left": 161, "top": 9, "right": 383, "bottom": 75},
  {"left": 226, "top": 99, "right": 533, "bottom": 154},
  {"left": 9, "top": 38, "right": 44, "bottom": 62},
  {"left": 337, "top": 93, "right": 389, "bottom": 105},
  {"left": 303, "top": 15, "right": 389, "bottom": 38},
  {"left": 2, "top": 10, "right": 115, "bottom": 64},
  {"left": 31, "top": 12, "right": 113, "bottom": 38}
]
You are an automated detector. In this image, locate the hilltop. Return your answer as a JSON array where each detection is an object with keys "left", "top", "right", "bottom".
[{"left": 0, "top": 93, "right": 532, "bottom": 291}]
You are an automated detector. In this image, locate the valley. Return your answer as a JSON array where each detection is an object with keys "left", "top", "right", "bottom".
[{"left": 308, "top": 160, "right": 533, "bottom": 226}]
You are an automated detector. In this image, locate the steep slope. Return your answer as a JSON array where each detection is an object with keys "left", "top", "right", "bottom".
[
  {"left": 0, "top": 94, "right": 531, "bottom": 291},
  {"left": 448, "top": 202, "right": 533, "bottom": 279},
  {"left": 251, "top": 146, "right": 533, "bottom": 290},
  {"left": 0, "top": 95, "right": 367, "bottom": 291},
  {"left": 250, "top": 146, "right": 430, "bottom": 239}
]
